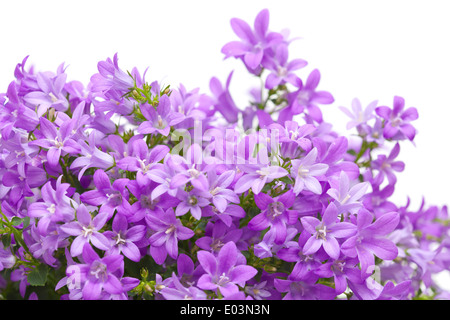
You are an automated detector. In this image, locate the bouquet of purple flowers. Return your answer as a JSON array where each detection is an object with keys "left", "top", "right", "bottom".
[{"left": 0, "top": 8, "right": 448, "bottom": 300}]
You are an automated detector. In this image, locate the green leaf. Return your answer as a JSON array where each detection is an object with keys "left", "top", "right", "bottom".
[
  {"left": 22, "top": 217, "right": 31, "bottom": 228},
  {"left": 27, "top": 264, "right": 49, "bottom": 286},
  {"left": 1, "top": 234, "right": 11, "bottom": 247},
  {"left": 278, "top": 176, "right": 294, "bottom": 185},
  {"left": 11, "top": 217, "right": 23, "bottom": 226}
]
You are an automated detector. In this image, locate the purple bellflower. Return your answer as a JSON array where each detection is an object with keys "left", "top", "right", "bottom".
[
  {"left": 196, "top": 241, "right": 257, "bottom": 297},
  {"left": 375, "top": 96, "right": 418, "bottom": 141},
  {"left": 300, "top": 202, "right": 357, "bottom": 260},
  {"left": 146, "top": 208, "right": 195, "bottom": 265}
]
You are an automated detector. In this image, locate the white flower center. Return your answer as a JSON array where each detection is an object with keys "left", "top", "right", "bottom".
[{"left": 47, "top": 203, "right": 56, "bottom": 214}]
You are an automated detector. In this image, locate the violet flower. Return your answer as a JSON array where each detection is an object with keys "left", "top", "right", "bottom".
[
  {"left": 70, "top": 132, "right": 115, "bottom": 180},
  {"left": 341, "top": 208, "right": 400, "bottom": 275},
  {"left": 29, "top": 117, "right": 81, "bottom": 167},
  {"left": 160, "top": 272, "right": 207, "bottom": 300},
  {"left": 146, "top": 207, "right": 194, "bottom": 265},
  {"left": 80, "top": 169, "right": 130, "bottom": 218},
  {"left": 27, "top": 176, "right": 75, "bottom": 235},
  {"left": 209, "top": 71, "right": 240, "bottom": 123},
  {"left": 137, "top": 95, "right": 184, "bottom": 136},
  {"left": 375, "top": 96, "right": 418, "bottom": 141},
  {"left": 300, "top": 202, "right": 357, "bottom": 260},
  {"left": 103, "top": 213, "right": 146, "bottom": 262},
  {"left": 371, "top": 143, "right": 405, "bottom": 186},
  {"left": 234, "top": 164, "right": 288, "bottom": 195},
  {"left": 24, "top": 71, "right": 69, "bottom": 116},
  {"left": 116, "top": 139, "right": 169, "bottom": 185},
  {"left": 274, "top": 273, "right": 336, "bottom": 300},
  {"left": 201, "top": 204, "right": 246, "bottom": 228},
  {"left": 339, "top": 98, "right": 378, "bottom": 130},
  {"left": 264, "top": 43, "right": 307, "bottom": 89},
  {"left": 59, "top": 204, "right": 110, "bottom": 257},
  {"left": 326, "top": 170, "right": 370, "bottom": 214},
  {"left": 196, "top": 241, "right": 257, "bottom": 297},
  {"left": 175, "top": 190, "right": 209, "bottom": 220},
  {"left": 76, "top": 243, "right": 126, "bottom": 300},
  {"left": 195, "top": 220, "right": 243, "bottom": 253},
  {"left": 282, "top": 69, "right": 334, "bottom": 123},
  {"left": 248, "top": 189, "right": 297, "bottom": 245},
  {"left": 221, "top": 8, "right": 283, "bottom": 71},
  {"left": 290, "top": 147, "right": 328, "bottom": 195}
]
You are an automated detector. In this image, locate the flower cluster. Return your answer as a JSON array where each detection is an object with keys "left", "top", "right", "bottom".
[{"left": 0, "top": 9, "right": 447, "bottom": 300}]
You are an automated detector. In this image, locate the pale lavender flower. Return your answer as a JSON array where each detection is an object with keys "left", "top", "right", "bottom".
[
  {"left": 327, "top": 170, "right": 370, "bottom": 214},
  {"left": 234, "top": 164, "right": 288, "bottom": 195},
  {"left": 339, "top": 98, "right": 378, "bottom": 130},
  {"left": 290, "top": 147, "right": 328, "bottom": 195}
]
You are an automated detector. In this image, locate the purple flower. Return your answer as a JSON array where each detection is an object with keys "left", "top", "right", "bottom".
[
  {"left": 371, "top": 143, "right": 405, "bottom": 186},
  {"left": 202, "top": 204, "right": 246, "bottom": 228},
  {"left": 277, "top": 231, "right": 324, "bottom": 280},
  {"left": 205, "top": 169, "right": 240, "bottom": 213},
  {"left": 24, "top": 71, "right": 69, "bottom": 116},
  {"left": 80, "top": 169, "right": 130, "bottom": 217},
  {"left": 167, "top": 143, "right": 209, "bottom": 193},
  {"left": 300, "top": 202, "right": 357, "bottom": 260},
  {"left": 29, "top": 117, "right": 81, "bottom": 167},
  {"left": 137, "top": 95, "right": 184, "bottom": 136},
  {"left": 0, "top": 242, "right": 15, "bottom": 271},
  {"left": 209, "top": 71, "right": 240, "bottom": 123},
  {"left": 195, "top": 220, "right": 243, "bottom": 253},
  {"left": 290, "top": 147, "right": 328, "bottom": 195},
  {"left": 248, "top": 190, "right": 297, "bottom": 245},
  {"left": 116, "top": 140, "right": 169, "bottom": 185},
  {"left": 103, "top": 213, "right": 146, "bottom": 262},
  {"left": 160, "top": 272, "right": 207, "bottom": 300},
  {"left": 221, "top": 8, "right": 283, "bottom": 71},
  {"left": 76, "top": 243, "right": 126, "bottom": 300},
  {"left": 264, "top": 43, "right": 307, "bottom": 89},
  {"left": 274, "top": 273, "right": 336, "bottom": 300},
  {"left": 27, "top": 176, "right": 75, "bottom": 235},
  {"left": 197, "top": 241, "right": 257, "bottom": 297},
  {"left": 146, "top": 208, "right": 194, "bottom": 264},
  {"left": 69, "top": 132, "right": 115, "bottom": 180},
  {"left": 341, "top": 208, "right": 400, "bottom": 275},
  {"left": 90, "top": 53, "right": 134, "bottom": 97},
  {"left": 314, "top": 256, "right": 361, "bottom": 295},
  {"left": 375, "top": 96, "right": 418, "bottom": 141},
  {"left": 126, "top": 179, "right": 180, "bottom": 223},
  {"left": 326, "top": 170, "right": 370, "bottom": 214},
  {"left": 234, "top": 164, "right": 288, "bottom": 195},
  {"left": 175, "top": 190, "right": 210, "bottom": 220},
  {"left": 339, "top": 98, "right": 378, "bottom": 130},
  {"left": 60, "top": 204, "right": 110, "bottom": 257},
  {"left": 282, "top": 69, "right": 334, "bottom": 123}
]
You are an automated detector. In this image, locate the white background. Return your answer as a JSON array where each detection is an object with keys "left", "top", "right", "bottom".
[{"left": 1, "top": 0, "right": 450, "bottom": 287}]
